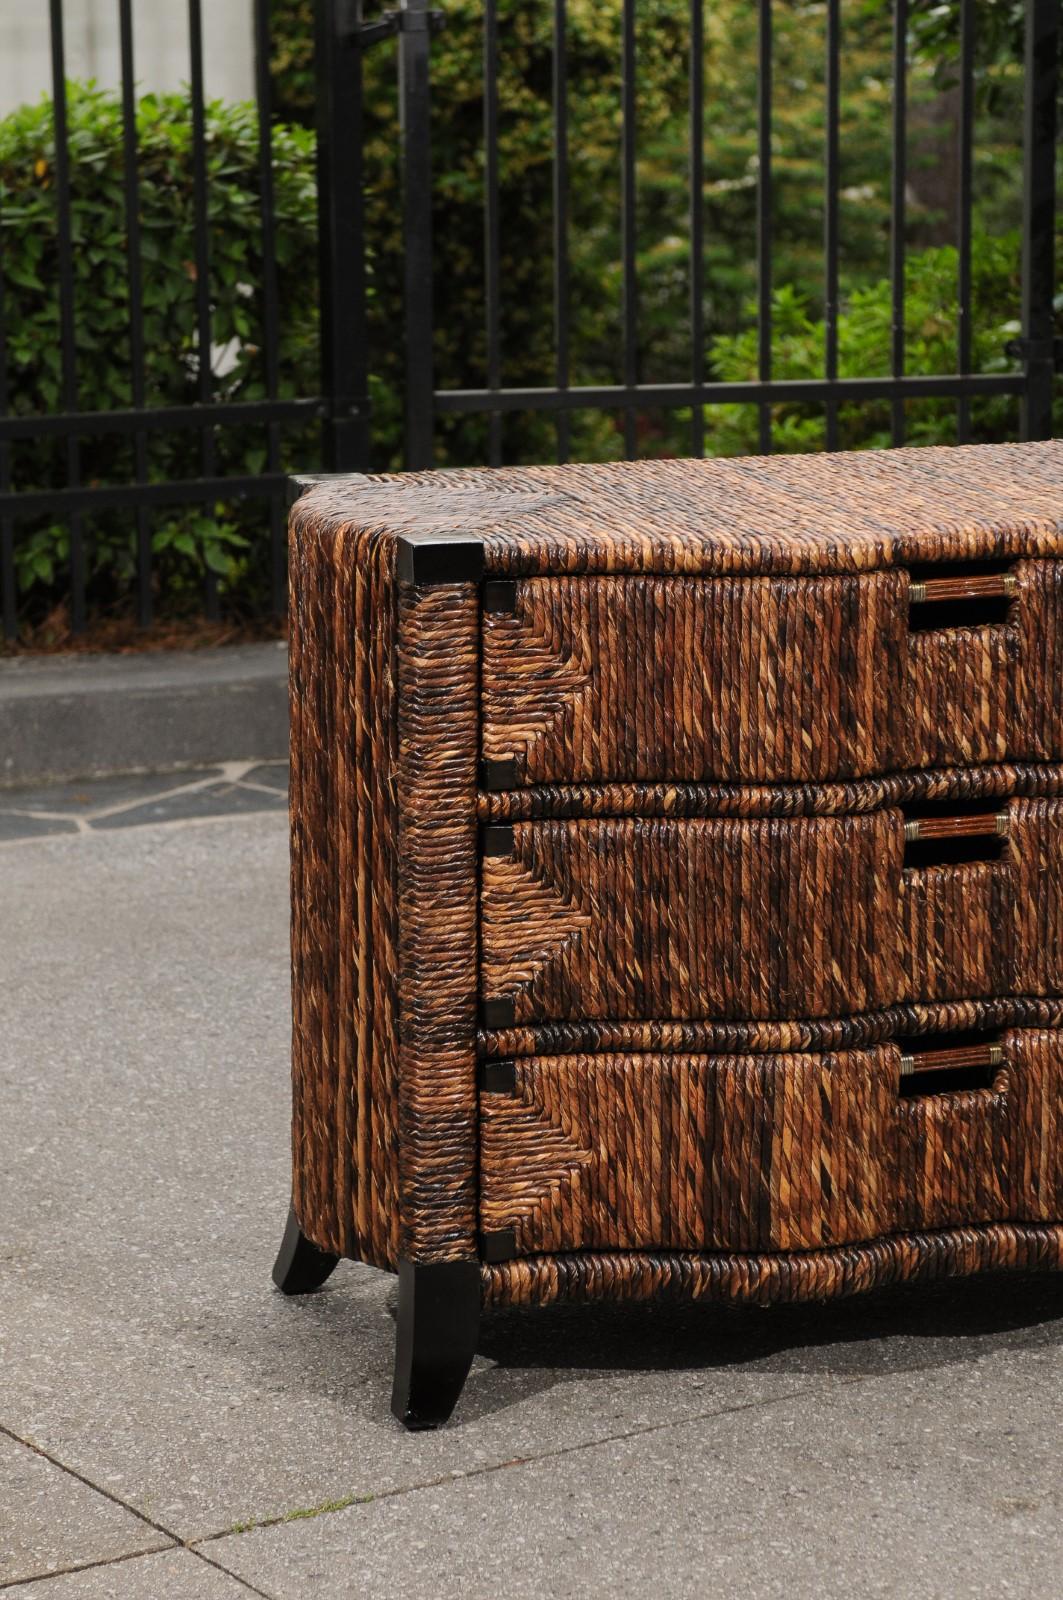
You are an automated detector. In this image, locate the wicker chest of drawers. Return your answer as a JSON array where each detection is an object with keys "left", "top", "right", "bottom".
[{"left": 273, "top": 441, "right": 1063, "bottom": 1428}]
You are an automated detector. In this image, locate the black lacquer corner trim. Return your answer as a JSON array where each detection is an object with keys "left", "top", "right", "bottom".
[
  {"left": 286, "top": 471, "right": 369, "bottom": 508},
  {"left": 479, "top": 1058, "right": 517, "bottom": 1094},
  {"left": 480, "top": 757, "right": 520, "bottom": 791},
  {"left": 397, "top": 533, "right": 486, "bottom": 585},
  {"left": 482, "top": 997, "right": 517, "bottom": 1029},
  {"left": 483, "top": 579, "right": 518, "bottom": 614},
  {"left": 482, "top": 824, "right": 515, "bottom": 858},
  {"left": 480, "top": 1229, "right": 518, "bottom": 1263}
]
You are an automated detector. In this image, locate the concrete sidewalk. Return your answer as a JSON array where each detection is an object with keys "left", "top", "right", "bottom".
[{"left": 2, "top": 783, "right": 1062, "bottom": 1598}]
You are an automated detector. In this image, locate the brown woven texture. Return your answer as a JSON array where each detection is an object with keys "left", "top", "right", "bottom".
[
  {"left": 477, "top": 763, "right": 1063, "bottom": 821},
  {"left": 481, "top": 800, "right": 1063, "bottom": 1023},
  {"left": 482, "top": 1224, "right": 1063, "bottom": 1308},
  {"left": 288, "top": 502, "right": 480, "bottom": 1266},
  {"left": 482, "top": 564, "right": 1063, "bottom": 784},
  {"left": 287, "top": 441, "right": 1063, "bottom": 1304},
  {"left": 480, "top": 995, "right": 1063, "bottom": 1059},
  {"left": 289, "top": 517, "right": 401, "bottom": 1267},
  {"left": 480, "top": 1031, "right": 1063, "bottom": 1256},
  {"left": 396, "top": 582, "right": 480, "bottom": 1262},
  {"left": 316, "top": 440, "right": 1063, "bottom": 577}
]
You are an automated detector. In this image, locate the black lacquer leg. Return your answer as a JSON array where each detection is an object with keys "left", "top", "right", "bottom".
[
  {"left": 391, "top": 1259, "right": 482, "bottom": 1430},
  {"left": 272, "top": 1203, "right": 340, "bottom": 1294}
]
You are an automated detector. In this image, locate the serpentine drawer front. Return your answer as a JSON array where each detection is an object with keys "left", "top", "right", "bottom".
[
  {"left": 278, "top": 441, "right": 1063, "bottom": 1431},
  {"left": 481, "top": 564, "right": 1063, "bottom": 786},
  {"left": 480, "top": 802, "right": 1063, "bottom": 1024},
  {"left": 479, "top": 1032, "right": 1063, "bottom": 1257}
]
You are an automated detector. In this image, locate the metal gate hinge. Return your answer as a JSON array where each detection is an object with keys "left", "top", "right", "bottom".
[
  {"left": 1004, "top": 335, "right": 1063, "bottom": 371},
  {"left": 336, "top": 3, "right": 444, "bottom": 45}
]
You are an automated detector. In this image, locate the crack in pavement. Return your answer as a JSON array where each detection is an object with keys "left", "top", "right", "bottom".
[
  {"left": 0, "top": 1423, "right": 276, "bottom": 1599},
  {"left": 1, "top": 1377, "right": 842, "bottom": 1592}
]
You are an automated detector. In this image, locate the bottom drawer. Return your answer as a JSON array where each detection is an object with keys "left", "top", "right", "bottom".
[{"left": 479, "top": 1031, "right": 1063, "bottom": 1256}]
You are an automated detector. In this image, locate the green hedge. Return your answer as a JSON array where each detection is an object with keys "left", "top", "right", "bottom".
[{"left": 0, "top": 84, "right": 319, "bottom": 627}]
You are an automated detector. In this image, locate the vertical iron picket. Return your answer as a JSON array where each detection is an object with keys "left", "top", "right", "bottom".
[
  {"left": 188, "top": 0, "right": 218, "bottom": 619},
  {"left": 553, "top": 0, "right": 571, "bottom": 464},
  {"left": 399, "top": 0, "right": 436, "bottom": 470},
  {"left": 314, "top": 0, "right": 370, "bottom": 473},
  {"left": 0, "top": 266, "right": 13, "bottom": 640},
  {"left": 118, "top": 0, "right": 152, "bottom": 627},
  {"left": 621, "top": 0, "right": 637, "bottom": 459},
  {"left": 689, "top": 0, "right": 705, "bottom": 459},
  {"left": 756, "top": 0, "right": 772, "bottom": 455},
  {"left": 824, "top": 0, "right": 840, "bottom": 451},
  {"left": 253, "top": 0, "right": 287, "bottom": 614},
  {"left": 956, "top": 0, "right": 975, "bottom": 444},
  {"left": 49, "top": 0, "right": 85, "bottom": 632},
  {"left": 484, "top": 0, "right": 502, "bottom": 467},
  {"left": 1020, "top": 0, "right": 1059, "bottom": 442},
  {"left": 890, "top": 0, "right": 908, "bottom": 447}
]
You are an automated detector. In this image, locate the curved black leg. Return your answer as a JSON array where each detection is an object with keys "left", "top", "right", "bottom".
[
  {"left": 391, "top": 1259, "right": 481, "bottom": 1430},
  {"left": 272, "top": 1203, "right": 340, "bottom": 1295}
]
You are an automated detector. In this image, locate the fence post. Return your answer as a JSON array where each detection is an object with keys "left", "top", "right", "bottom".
[
  {"left": 314, "top": 0, "right": 371, "bottom": 471},
  {"left": 398, "top": 0, "right": 436, "bottom": 470},
  {"left": 1020, "top": 0, "right": 1058, "bottom": 442}
]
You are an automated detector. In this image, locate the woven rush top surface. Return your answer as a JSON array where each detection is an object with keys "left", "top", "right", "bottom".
[{"left": 295, "top": 439, "right": 1063, "bottom": 577}]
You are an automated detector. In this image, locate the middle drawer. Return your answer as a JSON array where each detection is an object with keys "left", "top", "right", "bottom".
[{"left": 480, "top": 802, "right": 1063, "bottom": 1025}]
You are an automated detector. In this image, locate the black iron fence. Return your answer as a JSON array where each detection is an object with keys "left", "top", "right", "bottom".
[{"left": 0, "top": 0, "right": 1058, "bottom": 640}]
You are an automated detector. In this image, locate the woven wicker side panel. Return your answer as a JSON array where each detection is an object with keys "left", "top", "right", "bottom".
[
  {"left": 397, "top": 583, "right": 480, "bottom": 1262},
  {"left": 481, "top": 1225, "right": 1063, "bottom": 1309},
  {"left": 482, "top": 573, "right": 907, "bottom": 784},
  {"left": 289, "top": 520, "right": 399, "bottom": 1267},
  {"left": 482, "top": 814, "right": 903, "bottom": 1023},
  {"left": 480, "top": 1050, "right": 897, "bottom": 1254}
]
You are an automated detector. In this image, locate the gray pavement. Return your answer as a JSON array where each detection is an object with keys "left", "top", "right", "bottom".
[{"left": 2, "top": 786, "right": 1062, "bottom": 1598}]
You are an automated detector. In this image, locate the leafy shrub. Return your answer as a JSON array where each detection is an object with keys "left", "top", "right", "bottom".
[
  {"left": 704, "top": 233, "right": 1030, "bottom": 455},
  {"left": 0, "top": 83, "right": 319, "bottom": 631}
]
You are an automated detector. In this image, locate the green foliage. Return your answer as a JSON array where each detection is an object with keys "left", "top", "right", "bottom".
[
  {"left": 0, "top": 82, "right": 319, "bottom": 628},
  {"left": 704, "top": 233, "right": 1025, "bottom": 454}
]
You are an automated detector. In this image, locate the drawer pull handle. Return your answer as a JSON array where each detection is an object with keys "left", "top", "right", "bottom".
[
  {"left": 909, "top": 573, "right": 1017, "bottom": 605},
  {"left": 903, "top": 811, "right": 1009, "bottom": 844},
  {"left": 898, "top": 1043, "right": 1004, "bottom": 1078}
]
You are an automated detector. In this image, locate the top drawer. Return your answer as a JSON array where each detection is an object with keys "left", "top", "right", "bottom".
[{"left": 481, "top": 564, "right": 1063, "bottom": 786}]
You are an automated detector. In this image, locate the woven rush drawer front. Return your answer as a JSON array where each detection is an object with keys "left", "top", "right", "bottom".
[
  {"left": 481, "top": 563, "right": 1063, "bottom": 785},
  {"left": 479, "top": 1033, "right": 1063, "bottom": 1256},
  {"left": 481, "top": 803, "right": 1063, "bottom": 1024}
]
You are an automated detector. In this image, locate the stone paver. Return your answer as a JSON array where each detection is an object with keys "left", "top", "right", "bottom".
[
  {"left": 209, "top": 1340, "right": 1063, "bottom": 1600},
  {"left": 1, "top": 783, "right": 1062, "bottom": 1598},
  {"left": 7, "top": 1548, "right": 254, "bottom": 1598},
  {"left": 0, "top": 1433, "right": 168, "bottom": 1587},
  {"left": 0, "top": 762, "right": 286, "bottom": 840}
]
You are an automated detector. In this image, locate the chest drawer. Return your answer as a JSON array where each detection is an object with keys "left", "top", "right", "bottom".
[
  {"left": 481, "top": 564, "right": 1063, "bottom": 786},
  {"left": 481, "top": 801, "right": 1063, "bottom": 1026},
  {"left": 479, "top": 1031, "right": 1063, "bottom": 1257}
]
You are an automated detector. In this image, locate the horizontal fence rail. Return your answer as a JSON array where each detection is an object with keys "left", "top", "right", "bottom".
[{"left": 0, "top": 0, "right": 1058, "bottom": 639}]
